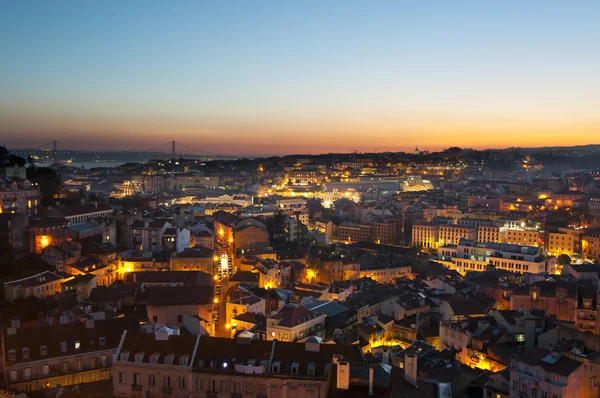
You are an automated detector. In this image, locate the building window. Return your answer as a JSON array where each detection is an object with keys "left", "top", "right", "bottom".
[
  {"left": 133, "top": 373, "right": 142, "bottom": 386},
  {"left": 178, "top": 377, "right": 186, "bottom": 389},
  {"left": 40, "top": 345, "right": 48, "bottom": 356},
  {"left": 74, "top": 341, "right": 81, "bottom": 350},
  {"left": 163, "top": 375, "right": 171, "bottom": 388},
  {"left": 60, "top": 342, "right": 67, "bottom": 353},
  {"left": 177, "top": 315, "right": 183, "bottom": 323},
  {"left": 90, "top": 357, "right": 97, "bottom": 369},
  {"left": 99, "top": 337, "right": 106, "bottom": 346},
  {"left": 119, "top": 372, "right": 126, "bottom": 384},
  {"left": 149, "top": 374, "right": 156, "bottom": 386},
  {"left": 196, "top": 378, "right": 203, "bottom": 391},
  {"left": 8, "top": 349, "right": 16, "bottom": 361},
  {"left": 246, "top": 382, "right": 255, "bottom": 394},
  {"left": 220, "top": 380, "right": 229, "bottom": 392},
  {"left": 22, "top": 348, "right": 30, "bottom": 359}
]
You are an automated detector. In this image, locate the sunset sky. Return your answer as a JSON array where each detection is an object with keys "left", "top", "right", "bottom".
[{"left": 1, "top": 1, "right": 599, "bottom": 155}]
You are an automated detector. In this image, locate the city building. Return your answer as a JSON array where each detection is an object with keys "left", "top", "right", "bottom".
[
  {"left": 0, "top": 178, "right": 39, "bottom": 216},
  {"left": 438, "top": 224, "right": 477, "bottom": 245},
  {"left": 3, "top": 271, "right": 69, "bottom": 303},
  {"left": 1, "top": 317, "right": 139, "bottom": 392},
  {"left": 509, "top": 348, "right": 600, "bottom": 398},
  {"left": 438, "top": 239, "right": 554, "bottom": 275},
  {"left": 111, "top": 330, "right": 363, "bottom": 398},
  {"left": 266, "top": 304, "right": 326, "bottom": 342},
  {"left": 47, "top": 202, "right": 113, "bottom": 224}
]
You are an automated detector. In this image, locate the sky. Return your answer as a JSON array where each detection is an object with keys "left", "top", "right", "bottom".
[{"left": 1, "top": 1, "right": 599, "bottom": 155}]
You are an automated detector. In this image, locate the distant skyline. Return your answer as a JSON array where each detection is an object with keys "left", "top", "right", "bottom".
[{"left": 1, "top": 1, "right": 599, "bottom": 155}]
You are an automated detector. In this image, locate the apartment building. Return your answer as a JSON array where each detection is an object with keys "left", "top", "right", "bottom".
[
  {"left": 477, "top": 224, "right": 507, "bottom": 243},
  {"left": 234, "top": 218, "right": 269, "bottom": 250},
  {"left": 505, "top": 228, "right": 542, "bottom": 246},
  {"left": 146, "top": 287, "right": 214, "bottom": 328},
  {"left": 266, "top": 304, "right": 326, "bottom": 342},
  {"left": 286, "top": 170, "right": 319, "bottom": 184},
  {"left": 509, "top": 349, "right": 600, "bottom": 398},
  {"left": 0, "top": 177, "right": 39, "bottom": 216},
  {"left": 372, "top": 219, "right": 397, "bottom": 245},
  {"left": 510, "top": 281, "right": 577, "bottom": 322},
  {"left": 582, "top": 228, "right": 600, "bottom": 261},
  {"left": 3, "top": 271, "right": 68, "bottom": 303},
  {"left": 438, "top": 225, "right": 476, "bottom": 245},
  {"left": 546, "top": 228, "right": 582, "bottom": 257},
  {"left": 1, "top": 317, "right": 138, "bottom": 393},
  {"left": 129, "top": 219, "right": 172, "bottom": 253},
  {"left": 275, "top": 198, "right": 309, "bottom": 225},
  {"left": 411, "top": 223, "right": 440, "bottom": 249},
  {"left": 438, "top": 239, "right": 554, "bottom": 275},
  {"left": 337, "top": 222, "right": 372, "bottom": 243},
  {"left": 29, "top": 217, "right": 71, "bottom": 255},
  {"left": 170, "top": 247, "right": 215, "bottom": 273},
  {"left": 111, "top": 331, "right": 363, "bottom": 398},
  {"left": 225, "top": 295, "right": 265, "bottom": 330}
]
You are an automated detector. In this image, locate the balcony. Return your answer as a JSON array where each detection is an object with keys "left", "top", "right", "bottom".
[
  {"left": 161, "top": 387, "right": 172, "bottom": 394},
  {"left": 131, "top": 384, "right": 142, "bottom": 391}
]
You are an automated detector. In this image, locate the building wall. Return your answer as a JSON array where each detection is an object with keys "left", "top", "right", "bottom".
[
  {"left": 170, "top": 257, "right": 214, "bottom": 274},
  {"left": 6, "top": 350, "right": 114, "bottom": 392},
  {"left": 112, "top": 363, "right": 327, "bottom": 398},
  {"left": 147, "top": 304, "right": 213, "bottom": 327}
]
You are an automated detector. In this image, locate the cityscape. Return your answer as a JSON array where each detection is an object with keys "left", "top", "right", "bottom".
[{"left": 2, "top": 2, "right": 600, "bottom": 398}]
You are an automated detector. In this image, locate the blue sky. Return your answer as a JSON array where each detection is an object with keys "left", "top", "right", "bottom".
[{"left": 1, "top": 1, "right": 599, "bottom": 154}]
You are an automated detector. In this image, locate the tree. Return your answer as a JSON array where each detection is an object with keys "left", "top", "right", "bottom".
[
  {"left": 266, "top": 210, "right": 288, "bottom": 250},
  {"left": 557, "top": 254, "right": 572, "bottom": 266}
]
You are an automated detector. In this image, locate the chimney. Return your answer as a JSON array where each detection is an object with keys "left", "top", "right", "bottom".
[
  {"left": 336, "top": 360, "right": 350, "bottom": 390},
  {"left": 85, "top": 319, "right": 95, "bottom": 329},
  {"left": 368, "top": 366, "right": 374, "bottom": 395},
  {"left": 382, "top": 348, "right": 389, "bottom": 365},
  {"left": 404, "top": 354, "right": 418, "bottom": 387}
]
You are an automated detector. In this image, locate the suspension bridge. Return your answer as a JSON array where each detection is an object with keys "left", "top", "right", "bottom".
[{"left": 16, "top": 140, "right": 218, "bottom": 157}]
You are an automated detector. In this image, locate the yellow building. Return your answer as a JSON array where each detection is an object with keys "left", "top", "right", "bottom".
[
  {"left": 477, "top": 225, "right": 506, "bottom": 243},
  {"left": 438, "top": 225, "right": 476, "bottom": 245},
  {"left": 411, "top": 223, "right": 440, "bottom": 249},
  {"left": 505, "top": 229, "right": 541, "bottom": 246},
  {"left": 547, "top": 228, "right": 581, "bottom": 257}
]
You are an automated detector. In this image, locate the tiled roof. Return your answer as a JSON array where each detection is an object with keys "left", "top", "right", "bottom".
[
  {"left": 175, "top": 247, "right": 214, "bottom": 259},
  {"left": 230, "top": 271, "right": 260, "bottom": 283},
  {"left": 147, "top": 286, "right": 213, "bottom": 306},
  {"left": 516, "top": 348, "right": 582, "bottom": 377},
  {"left": 230, "top": 295, "right": 262, "bottom": 306},
  {"left": 4, "top": 271, "right": 63, "bottom": 288},
  {"left": 232, "top": 312, "right": 266, "bottom": 325},
  {"left": 270, "top": 304, "right": 320, "bottom": 328},
  {"left": 49, "top": 202, "right": 112, "bottom": 217},
  {"left": 127, "top": 271, "right": 213, "bottom": 287}
]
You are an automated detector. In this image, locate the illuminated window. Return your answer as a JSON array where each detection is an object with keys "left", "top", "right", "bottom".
[{"left": 74, "top": 341, "right": 81, "bottom": 350}]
